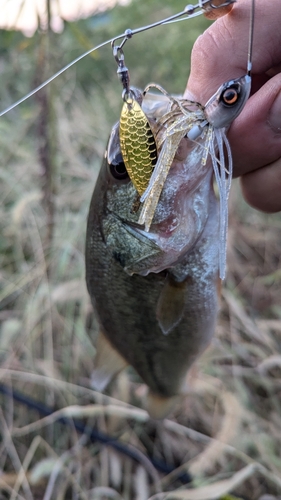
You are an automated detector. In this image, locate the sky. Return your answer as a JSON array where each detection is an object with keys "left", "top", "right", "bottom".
[{"left": 0, "top": 0, "right": 130, "bottom": 36}]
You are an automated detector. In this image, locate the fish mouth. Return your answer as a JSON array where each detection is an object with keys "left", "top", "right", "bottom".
[
  {"left": 124, "top": 188, "right": 201, "bottom": 254},
  {"left": 119, "top": 163, "right": 213, "bottom": 275},
  {"left": 119, "top": 216, "right": 191, "bottom": 275},
  {"left": 115, "top": 214, "right": 198, "bottom": 276},
  {"left": 105, "top": 149, "right": 213, "bottom": 275},
  {"left": 132, "top": 145, "right": 214, "bottom": 254}
]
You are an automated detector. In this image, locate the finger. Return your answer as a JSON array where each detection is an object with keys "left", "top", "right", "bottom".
[
  {"left": 185, "top": 0, "right": 281, "bottom": 104},
  {"left": 240, "top": 158, "right": 281, "bottom": 212},
  {"left": 229, "top": 73, "right": 281, "bottom": 177}
]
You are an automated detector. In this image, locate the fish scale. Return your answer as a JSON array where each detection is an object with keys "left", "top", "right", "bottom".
[{"left": 119, "top": 98, "right": 157, "bottom": 195}]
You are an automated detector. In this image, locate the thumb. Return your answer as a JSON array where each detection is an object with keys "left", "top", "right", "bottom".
[
  {"left": 229, "top": 74, "right": 281, "bottom": 212},
  {"left": 229, "top": 73, "right": 281, "bottom": 178}
]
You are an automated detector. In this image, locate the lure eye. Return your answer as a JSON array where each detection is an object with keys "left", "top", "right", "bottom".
[
  {"left": 221, "top": 87, "right": 239, "bottom": 106},
  {"left": 109, "top": 153, "right": 129, "bottom": 180}
]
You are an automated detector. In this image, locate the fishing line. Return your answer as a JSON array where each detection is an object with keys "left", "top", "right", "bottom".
[
  {"left": 0, "top": 39, "right": 111, "bottom": 118},
  {"left": 0, "top": 383, "right": 192, "bottom": 484},
  {"left": 0, "top": 9, "right": 199, "bottom": 118},
  {"left": 0, "top": 0, "right": 232, "bottom": 118}
]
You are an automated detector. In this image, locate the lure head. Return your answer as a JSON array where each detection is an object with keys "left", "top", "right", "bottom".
[{"left": 204, "top": 74, "right": 251, "bottom": 129}]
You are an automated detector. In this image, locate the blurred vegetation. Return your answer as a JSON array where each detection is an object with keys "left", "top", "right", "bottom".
[
  {"left": 0, "top": 1, "right": 281, "bottom": 499},
  {"left": 0, "top": 0, "right": 209, "bottom": 119}
]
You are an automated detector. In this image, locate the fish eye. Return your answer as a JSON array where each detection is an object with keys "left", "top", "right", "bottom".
[
  {"left": 221, "top": 87, "right": 239, "bottom": 106},
  {"left": 109, "top": 153, "right": 129, "bottom": 180}
]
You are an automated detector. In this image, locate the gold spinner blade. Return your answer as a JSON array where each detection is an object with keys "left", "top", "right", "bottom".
[{"left": 119, "top": 96, "right": 157, "bottom": 196}]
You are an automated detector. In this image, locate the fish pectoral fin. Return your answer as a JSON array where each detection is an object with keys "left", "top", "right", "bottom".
[
  {"left": 146, "top": 391, "right": 179, "bottom": 419},
  {"left": 156, "top": 274, "right": 186, "bottom": 335},
  {"left": 91, "top": 331, "right": 128, "bottom": 392}
]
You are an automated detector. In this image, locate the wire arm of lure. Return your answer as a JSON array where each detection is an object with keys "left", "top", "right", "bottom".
[
  {"left": 0, "top": 0, "right": 236, "bottom": 117},
  {"left": 165, "top": 0, "right": 236, "bottom": 24},
  {"left": 247, "top": 0, "right": 255, "bottom": 75},
  {"left": 200, "top": 0, "right": 235, "bottom": 9}
]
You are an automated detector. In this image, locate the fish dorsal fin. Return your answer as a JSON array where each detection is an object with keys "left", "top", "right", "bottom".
[
  {"left": 156, "top": 273, "right": 187, "bottom": 335},
  {"left": 91, "top": 331, "right": 128, "bottom": 391}
]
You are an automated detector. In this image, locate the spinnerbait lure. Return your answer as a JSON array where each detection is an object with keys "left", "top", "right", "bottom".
[{"left": 111, "top": 0, "right": 237, "bottom": 202}]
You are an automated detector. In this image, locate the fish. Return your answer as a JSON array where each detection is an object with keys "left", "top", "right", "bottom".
[{"left": 85, "top": 66, "right": 251, "bottom": 418}]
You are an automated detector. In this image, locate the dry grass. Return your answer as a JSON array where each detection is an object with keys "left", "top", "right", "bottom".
[{"left": 1, "top": 33, "right": 281, "bottom": 500}]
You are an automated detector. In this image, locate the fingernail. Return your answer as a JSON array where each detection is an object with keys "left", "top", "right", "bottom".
[{"left": 268, "top": 91, "right": 281, "bottom": 133}]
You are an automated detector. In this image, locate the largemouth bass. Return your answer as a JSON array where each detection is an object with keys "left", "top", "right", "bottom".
[{"left": 85, "top": 71, "right": 251, "bottom": 417}]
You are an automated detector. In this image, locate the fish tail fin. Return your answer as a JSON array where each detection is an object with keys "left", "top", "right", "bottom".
[
  {"left": 146, "top": 391, "right": 179, "bottom": 419},
  {"left": 91, "top": 331, "right": 128, "bottom": 392}
]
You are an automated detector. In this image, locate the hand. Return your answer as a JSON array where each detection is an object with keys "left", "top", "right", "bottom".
[{"left": 184, "top": 0, "right": 281, "bottom": 212}]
